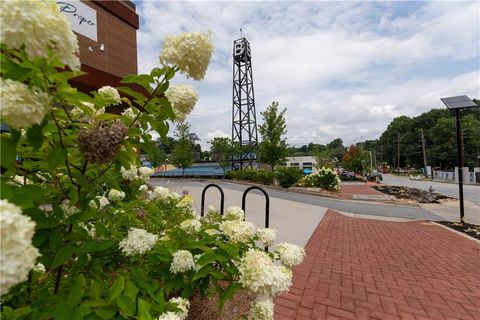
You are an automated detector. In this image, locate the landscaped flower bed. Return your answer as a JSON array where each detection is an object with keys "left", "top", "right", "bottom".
[
  {"left": 0, "top": 2, "right": 305, "bottom": 319},
  {"left": 372, "top": 185, "right": 454, "bottom": 203}
]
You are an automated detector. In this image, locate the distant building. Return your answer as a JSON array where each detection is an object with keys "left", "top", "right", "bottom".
[{"left": 285, "top": 156, "right": 317, "bottom": 173}]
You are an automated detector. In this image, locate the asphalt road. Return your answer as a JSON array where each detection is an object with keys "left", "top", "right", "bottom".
[
  {"left": 381, "top": 174, "right": 480, "bottom": 206},
  {"left": 151, "top": 178, "right": 445, "bottom": 221}
]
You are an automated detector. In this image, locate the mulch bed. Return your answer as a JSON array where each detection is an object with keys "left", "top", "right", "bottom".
[
  {"left": 186, "top": 288, "right": 254, "bottom": 320},
  {"left": 436, "top": 221, "right": 480, "bottom": 240},
  {"left": 372, "top": 185, "right": 454, "bottom": 203}
]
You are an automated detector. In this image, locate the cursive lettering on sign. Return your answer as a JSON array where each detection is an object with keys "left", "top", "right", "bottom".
[{"left": 57, "top": 2, "right": 95, "bottom": 26}]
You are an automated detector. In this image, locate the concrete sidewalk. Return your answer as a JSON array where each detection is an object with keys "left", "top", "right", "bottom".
[
  {"left": 420, "top": 201, "right": 480, "bottom": 225},
  {"left": 275, "top": 210, "right": 480, "bottom": 320}
]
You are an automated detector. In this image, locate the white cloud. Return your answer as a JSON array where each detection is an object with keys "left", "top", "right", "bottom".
[
  {"left": 136, "top": 1, "right": 480, "bottom": 150},
  {"left": 206, "top": 129, "right": 229, "bottom": 141}
]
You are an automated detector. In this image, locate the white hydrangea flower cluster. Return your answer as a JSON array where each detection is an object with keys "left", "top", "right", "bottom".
[
  {"left": 219, "top": 220, "right": 255, "bottom": 244},
  {"left": 108, "top": 189, "right": 125, "bottom": 202},
  {"left": 0, "top": 0, "right": 80, "bottom": 70},
  {"left": 9, "top": 175, "right": 32, "bottom": 186},
  {"left": 224, "top": 206, "right": 245, "bottom": 221},
  {"left": 157, "top": 312, "right": 182, "bottom": 320},
  {"left": 180, "top": 219, "right": 202, "bottom": 234},
  {"left": 119, "top": 228, "right": 158, "bottom": 256},
  {"left": 121, "top": 165, "right": 138, "bottom": 181},
  {"left": 79, "top": 222, "right": 96, "bottom": 238},
  {"left": 138, "top": 184, "right": 149, "bottom": 193},
  {"left": 98, "top": 86, "right": 121, "bottom": 105},
  {"left": 0, "top": 78, "right": 51, "bottom": 130},
  {"left": 71, "top": 101, "right": 104, "bottom": 117},
  {"left": 275, "top": 243, "right": 305, "bottom": 268},
  {"left": 122, "top": 107, "right": 139, "bottom": 120},
  {"left": 169, "top": 297, "right": 190, "bottom": 319},
  {"left": 251, "top": 297, "right": 274, "bottom": 320},
  {"left": 176, "top": 195, "right": 193, "bottom": 209},
  {"left": 170, "top": 250, "right": 195, "bottom": 274},
  {"left": 165, "top": 85, "right": 198, "bottom": 121},
  {"left": 89, "top": 196, "right": 110, "bottom": 210},
  {"left": 238, "top": 249, "right": 292, "bottom": 297},
  {"left": 138, "top": 167, "right": 155, "bottom": 181},
  {"left": 34, "top": 263, "right": 46, "bottom": 273},
  {"left": 59, "top": 199, "right": 79, "bottom": 218},
  {"left": 1, "top": 199, "right": 40, "bottom": 295},
  {"left": 302, "top": 167, "right": 341, "bottom": 191},
  {"left": 205, "top": 229, "right": 220, "bottom": 236},
  {"left": 159, "top": 31, "right": 214, "bottom": 80},
  {"left": 202, "top": 205, "right": 221, "bottom": 224},
  {"left": 256, "top": 228, "right": 277, "bottom": 247},
  {"left": 151, "top": 186, "right": 179, "bottom": 203}
]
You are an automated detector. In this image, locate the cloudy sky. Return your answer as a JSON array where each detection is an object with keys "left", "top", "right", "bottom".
[{"left": 136, "top": 1, "right": 479, "bottom": 149}]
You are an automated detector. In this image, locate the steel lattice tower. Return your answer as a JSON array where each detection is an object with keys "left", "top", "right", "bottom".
[{"left": 232, "top": 37, "right": 258, "bottom": 169}]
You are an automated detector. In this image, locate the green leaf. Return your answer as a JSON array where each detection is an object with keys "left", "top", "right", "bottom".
[
  {"left": 90, "top": 280, "right": 102, "bottom": 300},
  {"left": 0, "top": 136, "right": 16, "bottom": 170},
  {"left": 26, "top": 123, "right": 45, "bottom": 150},
  {"left": 93, "top": 307, "right": 117, "bottom": 319},
  {"left": 47, "top": 147, "right": 67, "bottom": 170},
  {"left": 124, "top": 280, "right": 139, "bottom": 301},
  {"left": 197, "top": 253, "right": 219, "bottom": 267},
  {"left": 121, "top": 74, "right": 154, "bottom": 94},
  {"left": 72, "top": 305, "right": 92, "bottom": 320},
  {"left": 108, "top": 276, "right": 125, "bottom": 302},
  {"left": 68, "top": 275, "right": 86, "bottom": 307},
  {"left": 54, "top": 300, "right": 73, "bottom": 320},
  {"left": 192, "top": 265, "right": 214, "bottom": 281},
  {"left": 137, "top": 299, "right": 152, "bottom": 320},
  {"left": 4, "top": 64, "right": 33, "bottom": 81},
  {"left": 69, "top": 187, "right": 78, "bottom": 206},
  {"left": 10, "top": 185, "right": 45, "bottom": 209},
  {"left": 219, "top": 283, "right": 242, "bottom": 309},
  {"left": 150, "top": 67, "right": 164, "bottom": 78},
  {"left": 52, "top": 244, "right": 75, "bottom": 268},
  {"left": 218, "top": 243, "right": 239, "bottom": 258},
  {"left": 117, "top": 86, "right": 147, "bottom": 102},
  {"left": 117, "top": 295, "right": 136, "bottom": 317},
  {"left": 25, "top": 207, "right": 59, "bottom": 228}
]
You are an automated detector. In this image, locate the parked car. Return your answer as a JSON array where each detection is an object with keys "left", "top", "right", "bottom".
[{"left": 340, "top": 171, "right": 355, "bottom": 178}]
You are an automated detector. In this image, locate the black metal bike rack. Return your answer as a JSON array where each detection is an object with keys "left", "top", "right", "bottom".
[
  {"left": 200, "top": 184, "right": 225, "bottom": 217},
  {"left": 200, "top": 184, "right": 271, "bottom": 251},
  {"left": 241, "top": 186, "right": 270, "bottom": 228},
  {"left": 242, "top": 186, "right": 270, "bottom": 252}
]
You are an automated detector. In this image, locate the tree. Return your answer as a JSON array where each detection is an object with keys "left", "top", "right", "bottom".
[
  {"left": 171, "top": 121, "right": 194, "bottom": 177},
  {"left": 141, "top": 138, "right": 167, "bottom": 169},
  {"left": 258, "top": 101, "right": 288, "bottom": 171},
  {"left": 209, "top": 137, "right": 240, "bottom": 177},
  {"left": 342, "top": 145, "right": 367, "bottom": 173},
  {"left": 314, "top": 148, "right": 334, "bottom": 169},
  {"left": 327, "top": 138, "right": 344, "bottom": 150}
]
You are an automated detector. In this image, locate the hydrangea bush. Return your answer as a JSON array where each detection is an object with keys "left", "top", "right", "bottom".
[
  {"left": 0, "top": 1, "right": 305, "bottom": 319},
  {"left": 299, "top": 167, "right": 342, "bottom": 191}
]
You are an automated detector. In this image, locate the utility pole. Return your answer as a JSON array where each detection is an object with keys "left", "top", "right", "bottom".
[
  {"left": 397, "top": 133, "right": 400, "bottom": 173},
  {"left": 421, "top": 129, "right": 428, "bottom": 178},
  {"left": 369, "top": 151, "right": 373, "bottom": 174}
]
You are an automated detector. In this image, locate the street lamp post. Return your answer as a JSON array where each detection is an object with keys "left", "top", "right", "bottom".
[{"left": 440, "top": 95, "right": 478, "bottom": 224}]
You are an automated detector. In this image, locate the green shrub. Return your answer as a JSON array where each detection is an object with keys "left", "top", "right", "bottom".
[
  {"left": 300, "top": 167, "right": 341, "bottom": 191},
  {"left": 225, "top": 169, "right": 274, "bottom": 185},
  {"left": 274, "top": 167, "right": 303, "bottom": 188}
]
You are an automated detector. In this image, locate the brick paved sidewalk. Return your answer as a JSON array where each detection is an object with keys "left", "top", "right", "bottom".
[
  {"left": 338, "top": 184, "right": 386, "bottom": 200},
  {"left": 275, "top": 210, "right": 480, "bottom": 319}
]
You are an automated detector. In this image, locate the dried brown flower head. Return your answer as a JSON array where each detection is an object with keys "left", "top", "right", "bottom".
[{"left": 78, "top": 120, "right": 128, "bottom": 164}]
